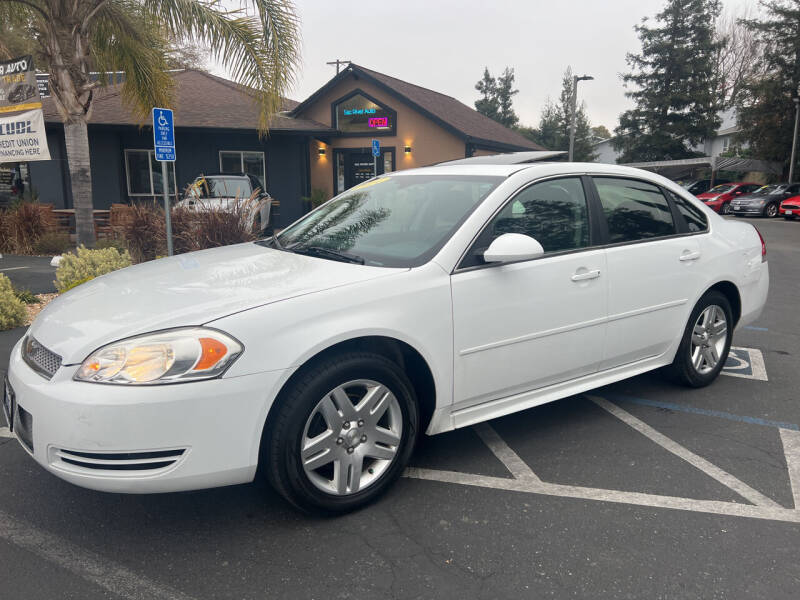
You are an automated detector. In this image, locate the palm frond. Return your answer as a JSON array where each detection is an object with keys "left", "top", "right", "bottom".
[
  {"left": 91, "top": 1, "right": 174, "bottom": 121},
  {"left": 141, "top": 0, "right": 301, "bottom": 133}
]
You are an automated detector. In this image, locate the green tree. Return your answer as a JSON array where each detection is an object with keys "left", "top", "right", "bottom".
[
  {"left": 613, "top": 0, "right": 723, "bottom": 162},
  {"left": 474, "top": 67, "right": 499, "bottom": 122},
  {"left": 495, "top": 67, "right": 519, "bottom": 128},
  {"left": 736, "top": 1, "right": 800, "bottom": 176},
  {"left": 518, "top": 67, "right": 596, "bottom": 161},
  {"left": 0, "top": 1, "right": 300, "bottom": 247},
  {"left": 474, "top": 66, "right": 519, "bottom": 128},
  {"left": 591, "top": 125, "right": 612, "bottom": 140}
]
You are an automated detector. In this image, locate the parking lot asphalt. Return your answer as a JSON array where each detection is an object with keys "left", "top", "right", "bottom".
[
  {"left": 0, "top": 254, "right": 57, "bottom": 294},
  {"left": 1, "top": 217, "right": 799, "bottom": 599}
]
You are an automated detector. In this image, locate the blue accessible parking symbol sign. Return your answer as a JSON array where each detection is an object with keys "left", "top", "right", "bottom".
[
  {"left": 371, "top": 139, "right": 380, "bottom": 157},
  {"left": 152, "top": 107, "right": 175, "bottom": 161}
]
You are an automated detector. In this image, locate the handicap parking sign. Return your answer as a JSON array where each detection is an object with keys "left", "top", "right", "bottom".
[{"left": 152, "top": 108, "right": 175, "bottom": 161}]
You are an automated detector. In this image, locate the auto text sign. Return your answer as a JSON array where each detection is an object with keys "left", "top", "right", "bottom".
[
  {"left": 152, "top": 107, "right": 175, "bottom": 161},
  {"left": 0, "top": 108, "right": 51, "bottom": 163},
  {"left": 0, "top": 55, "right": 42, "bottom": 114}
]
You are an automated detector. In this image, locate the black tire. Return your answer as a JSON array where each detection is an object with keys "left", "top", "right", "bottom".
[
  {"left": 262, "top": 352, "right": 419, "bottom": 514},
  {"left": 667, "top": 290, "right": 733, "bottom": 388},
  {"left": 764, "top": 203, "right": 779, "bottom": 218},
  {"left": 720, "top": 202, "right": 731, "bottom": 215}
]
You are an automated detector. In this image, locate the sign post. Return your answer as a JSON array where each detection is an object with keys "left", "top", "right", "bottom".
[
  {"left": 152, "top": 108, "right": 176, "bottom": 256},
  {"left": 371, "top": 139, "right": 380, "bottom": 178}
]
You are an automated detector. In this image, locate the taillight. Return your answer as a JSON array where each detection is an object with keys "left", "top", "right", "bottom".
[{"left": 754, "top": 226, "right": 766, "bottom": 262}]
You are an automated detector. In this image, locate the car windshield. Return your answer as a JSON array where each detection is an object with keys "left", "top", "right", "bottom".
[
  {"left": 186, "top": 177, "right": 252, "bottom": 199},
  {"left": 752, "top": 185, "right": 781, "bottom": 196},
  {"left": 276, "top": 174, "right": 504, "bottom": 267},
  {"left": 708, "top": 184, "right": 734, "bottom": 193}
]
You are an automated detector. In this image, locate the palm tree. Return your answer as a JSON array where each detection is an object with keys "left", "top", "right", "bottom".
[{"left": 0, "top": 0, "right": 300, "bottom": 246}]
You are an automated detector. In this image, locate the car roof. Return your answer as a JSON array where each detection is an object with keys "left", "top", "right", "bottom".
[{"left": 389, "top": 161, "right": 680, "bottom": 182}]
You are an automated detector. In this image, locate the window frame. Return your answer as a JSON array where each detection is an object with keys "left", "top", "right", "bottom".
[
  {"left": 218, "top": 150, "right": 266, "bottom": 189},
  {"left": 586, "top": 175, "right": 692, "bottom": 246},
  {"left": 124, "top": 149, "right": 177, "bottom": 198},
  {"left": 330, "top": 88, "right": 398, "bottom": 137},
  {"left": 455, "top": 174, "right": 602, "bottom": 272}
]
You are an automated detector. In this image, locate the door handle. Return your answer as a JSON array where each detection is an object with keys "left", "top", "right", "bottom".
[
  {"left": 571, "top": 269, "right": 601, "bottom": 282},
  {"left": 679, "top": 250, "right": 701, "bottom": 262}
]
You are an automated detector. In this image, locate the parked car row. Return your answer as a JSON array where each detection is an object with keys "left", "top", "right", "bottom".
[{"left": 689, "top": 180, "right": 800, "bottom": 220}]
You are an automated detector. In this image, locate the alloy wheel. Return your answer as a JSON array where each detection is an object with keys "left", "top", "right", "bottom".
[
  {"left": 721, "top": 202, "right": 731, "bottom": 215},
  {"left": 300, "top": 379, "right": 403, "bottom": 495},
  {"left": 690, "top": 305, "right": 728, "bottom": 375},
  {"left": 766, "top": 203, "right": 778, "bottom": 217}
]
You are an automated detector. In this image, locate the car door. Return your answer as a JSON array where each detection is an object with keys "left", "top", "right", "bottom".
[
  {"left": 450, "top": 176, "right": 608, "bottom": 410},
  {"left": 590, "top": 177, "right": 708, "bottom": 370}
]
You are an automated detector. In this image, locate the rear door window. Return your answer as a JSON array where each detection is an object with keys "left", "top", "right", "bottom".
[
  {"left": 667, "top": 191, "right": 708, "bottom": 233},
  {"left": 593, "top": 177, "right": 676, "bottom": 243}
]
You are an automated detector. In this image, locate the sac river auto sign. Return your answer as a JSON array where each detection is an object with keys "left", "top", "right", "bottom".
[
  {"left": 0, "top": 55, "right": 42, "bottom": 114},
  {"left": 0, "top": 108, "right": 51, "bottom": 163}
]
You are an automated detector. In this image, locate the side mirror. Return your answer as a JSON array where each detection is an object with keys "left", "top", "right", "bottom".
[{"left": 483, "top": 233, "right": 545, "bottom": 263}]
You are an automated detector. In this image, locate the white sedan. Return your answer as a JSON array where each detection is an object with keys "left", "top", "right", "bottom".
[{"left": 4, "top": 157, "right": 768, "bottom": 513}]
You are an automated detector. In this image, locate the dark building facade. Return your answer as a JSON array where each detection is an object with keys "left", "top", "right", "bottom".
[{"left": 24, "top": 66, "right": 542, "bottom": 228}]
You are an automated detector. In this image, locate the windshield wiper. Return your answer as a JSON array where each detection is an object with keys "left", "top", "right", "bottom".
[{"left": 291, "top": 245, "right": 365, "bottom": 265}]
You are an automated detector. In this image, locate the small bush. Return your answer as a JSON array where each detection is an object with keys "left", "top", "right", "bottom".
[
  {"left": 120, "top": 198, "right": 258, "bottom": 263},
  {"left": 122, "top": 202, "right": 167, "bottom": 263},
  {"left": 32, "top": 231, "right": 72, "bottom": 255},
  {"left": 55, "top": 245, "right": 132, "bottom": 293},
  {"left": 95, "top": 237, "right": 127, "bottom": 252},
  {"left": 0, "top": 202, "right": 56, "bottom": 254},
  {"left": 13, "top": 287, "right": 39, "bottom": 304},
  {"left": 0, "top": 274, "right": 27, "bottom": 331}
]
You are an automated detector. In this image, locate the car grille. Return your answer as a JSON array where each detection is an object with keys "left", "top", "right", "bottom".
[
  {"left": 22, "top": 336, "right": 62, "bottom": 380},
  {"left": 51, "top": 448, "right": 187, "bottom": 475}
]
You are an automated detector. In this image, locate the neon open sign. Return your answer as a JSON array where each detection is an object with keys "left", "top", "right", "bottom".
[{"left": 368, "top": 117, "right": 389, "bottom": 128}]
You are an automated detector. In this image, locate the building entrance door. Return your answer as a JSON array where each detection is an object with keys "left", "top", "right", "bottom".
[{"left": 345, "top": 152, "right": 383, "bottom": 190}]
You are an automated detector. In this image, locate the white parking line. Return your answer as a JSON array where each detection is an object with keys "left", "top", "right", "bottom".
[
  {"left": 0, "top": 509, "right": 197, "bottom": 600},
  {"left": 0, "top": 266, "right": 28, "bottom": 272},
  {"left": 779, "top": 428, "right": 800, "bottom": 510},
  {"left": 404, "top": 467, "right": 800, "bottom": 524},
  {"left": 473, "top": 422, "right": 540, "bottom": 482},
  {"left": 589, "top": 396, "right": 780, "bottom": 508}
]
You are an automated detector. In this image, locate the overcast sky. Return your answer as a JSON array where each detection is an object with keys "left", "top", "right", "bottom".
[{"left": 216, "top": 0, "right": 754, "bottom": 131}]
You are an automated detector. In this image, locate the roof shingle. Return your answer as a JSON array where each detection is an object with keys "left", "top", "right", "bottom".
[
  {"left": 42, "top": 69, "right": 332, "bottom": 133},
  {"left": 292, "top": 63, "right": 544, "bottom": 151}
]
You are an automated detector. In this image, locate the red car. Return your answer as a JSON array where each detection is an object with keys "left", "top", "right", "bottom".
[
  {"left": 696, "top": 182, "right": 761, "bottom": 214},
  {"left": 780, "top": 195, "right": 800, "bottom": 219}
]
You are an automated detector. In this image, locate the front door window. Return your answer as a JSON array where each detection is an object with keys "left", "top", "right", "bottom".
[{"left": 336, "top": 149, "right": 394, "bottom": 193}]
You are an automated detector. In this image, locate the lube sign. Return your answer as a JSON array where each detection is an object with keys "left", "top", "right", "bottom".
[{"left": 0, "top": 109, "right": 51, "bottom": 163}]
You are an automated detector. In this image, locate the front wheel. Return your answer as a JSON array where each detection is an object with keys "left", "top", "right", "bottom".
[
  {"left": 720, "top": 202, "right": 732, "bottom": 215},
  {"left": 263, "top": 352, "right": 418, "bottom": 514},
  {"left": 765, "top": 203, "right": 779, "bottom": 218},
  {"left": 667, "top": 291, "right": 733, "bottom": 388}
]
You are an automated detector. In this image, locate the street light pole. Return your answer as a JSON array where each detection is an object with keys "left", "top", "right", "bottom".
[
  {"left": 569, "top": 74, "right": 594, "bottom": 162},
  {"left": 789, "top": 95, "right": 800, "bottom": 183}
]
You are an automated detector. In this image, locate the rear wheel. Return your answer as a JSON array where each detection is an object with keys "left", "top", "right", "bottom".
[
  {"left": 765, "top": 203, "right": 779, "bottom": 218},
  {"left": 668, "top": 291, "right": 732, "bottom": 387},
  {"left": 263, "top": 352, "right": 418, "bottom": 514}
]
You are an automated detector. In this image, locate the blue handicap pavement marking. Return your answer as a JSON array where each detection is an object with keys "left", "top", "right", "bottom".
[
  {"left": 744, "top": 325, "right": 769, "bottom": 332},
  {"left": 725, "top": 347, "right": 753, "bottom": 377},
  {"left": 603, "top": 392, "right": 799, "bottom": 431}
]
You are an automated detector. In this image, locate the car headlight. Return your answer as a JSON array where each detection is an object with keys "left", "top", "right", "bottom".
[{"left": 75, "top": 328, "right": 243, "bottom": 385}]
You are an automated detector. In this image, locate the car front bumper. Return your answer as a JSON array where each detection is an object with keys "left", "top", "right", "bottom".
[
  {"left": 731, "top": 204, "right": 764, "bottom": 215},
  {"left": 5, "top": 337, "right": 289, "bottom": 493}
]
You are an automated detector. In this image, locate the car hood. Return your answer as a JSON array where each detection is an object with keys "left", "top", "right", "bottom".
[{"left": 29, "top": 243, "right": 401, "bottom": 364}]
